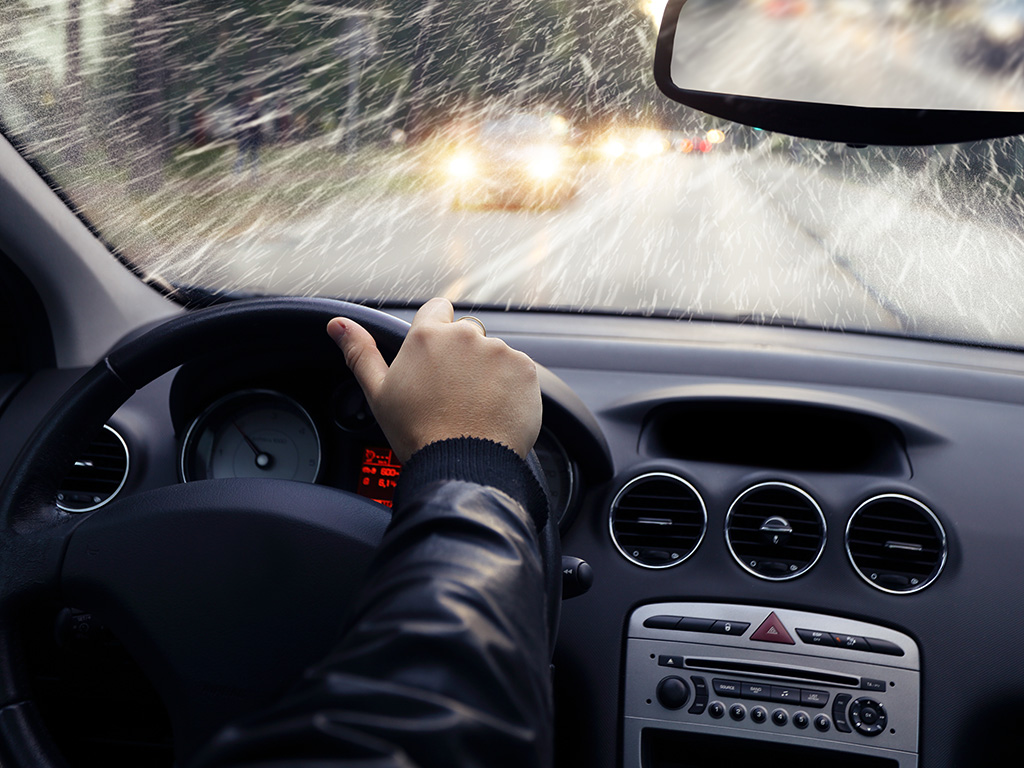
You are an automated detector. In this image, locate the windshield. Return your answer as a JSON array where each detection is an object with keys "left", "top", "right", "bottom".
[{"left": 3, "top": 0, "right": 1024, "bottom": 348}]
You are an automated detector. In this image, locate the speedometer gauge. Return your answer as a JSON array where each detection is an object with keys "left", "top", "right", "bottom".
[
  {"left": 180, "top": 390, "right": 321, "bottom": 483},
  {"left": 534, "top": 427, "right": 576, "bottom": 527}
]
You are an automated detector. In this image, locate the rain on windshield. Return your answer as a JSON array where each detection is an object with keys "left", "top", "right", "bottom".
[{"left": 4, "top": 0, "right": 1024, "bottom": 348}]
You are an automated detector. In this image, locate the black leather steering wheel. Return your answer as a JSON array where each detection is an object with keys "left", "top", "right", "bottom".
[{"left": 0, "top": 298, "right": 560, "bottom": 767}]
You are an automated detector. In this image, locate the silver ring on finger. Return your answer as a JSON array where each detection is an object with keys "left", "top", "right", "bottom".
[{"left": 457, "top": 316, "right": 487, "bottom": 337}]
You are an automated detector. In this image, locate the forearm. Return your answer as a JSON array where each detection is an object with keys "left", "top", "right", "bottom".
[{"left": 192, "top": 439, "right": 553, "bottom": 768}]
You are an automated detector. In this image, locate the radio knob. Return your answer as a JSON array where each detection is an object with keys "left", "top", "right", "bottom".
[
  {"left": 850, "top": 697, "right": 887, "bottom": 736},
  {"left": 656, "top": 676, "right": 691, "bottom": 710}
]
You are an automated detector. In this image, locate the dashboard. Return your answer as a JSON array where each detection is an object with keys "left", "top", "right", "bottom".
[{"left": 2, "top": 308, "right": 1024, "bottom": 768}]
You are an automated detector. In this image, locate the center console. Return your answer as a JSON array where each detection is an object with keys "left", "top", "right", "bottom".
[{"left": 624, "top": 603, "right": 919, "bottom": 768}]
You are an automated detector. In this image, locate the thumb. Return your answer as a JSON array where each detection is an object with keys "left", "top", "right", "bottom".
[{"left": 326, "top": 318, "right": 389, "bottom": 403}]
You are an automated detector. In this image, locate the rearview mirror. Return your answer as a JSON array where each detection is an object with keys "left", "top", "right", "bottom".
[{"left": 654, "top": 0, "right": 1024, "bottom": 145}]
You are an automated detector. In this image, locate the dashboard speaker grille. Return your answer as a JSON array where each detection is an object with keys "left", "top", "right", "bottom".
[
  {"left": 846, "top": 494, "right": 946, "bottom": 594},
  {"left": 726, "top": 482, "right": 826, "bottom": 580},
  {"left": 609, "top": 472, "right": 707, "bottom": 568},
  {"left": 57, "top": 425, "right": 130, "bottom": 513}
]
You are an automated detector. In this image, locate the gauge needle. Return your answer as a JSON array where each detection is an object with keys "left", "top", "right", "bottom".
[{"left": 233, "top": 422, "right": 273, "bottom": 469}]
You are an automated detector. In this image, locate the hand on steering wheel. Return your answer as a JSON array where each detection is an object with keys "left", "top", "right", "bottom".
[
  {"left": 326, "top": 297, "right": 542, "bottom": 462},
  {"left": 0, "top": 298, "right": 560, "bottom": 768}
]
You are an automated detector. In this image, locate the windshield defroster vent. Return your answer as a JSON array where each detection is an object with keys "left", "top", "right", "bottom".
[
  {"left": 846, "top": 494, "right": 946, "bottom": 594},
  {"left": 56, "top": 425, "right": 130, "bottom": 513},
  {"left": 609, "top": 472, "right": 707, "bottom": 568},
  {"left": 726, "top": 482, "right": 826, "bottom": 580}
]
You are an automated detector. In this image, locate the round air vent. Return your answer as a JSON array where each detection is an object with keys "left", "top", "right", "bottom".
[
  {"left": 57, "top": 425, "right": 130, "bottom": 513},
  {"left": 726, "top": 482, "right": 826, "bottom": 580},
  {"left": 609, "top": 472, "right": 707, "bottom": 569},
  {"left": 846, "top": 494, "right": 946, "bottom": 594}
]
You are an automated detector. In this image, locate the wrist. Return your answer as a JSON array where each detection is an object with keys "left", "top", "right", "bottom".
[{"left": 394, "top": 437, "right": 549, "bottom": 531}]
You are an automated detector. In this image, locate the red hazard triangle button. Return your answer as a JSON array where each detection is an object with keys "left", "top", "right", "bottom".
[{"left": 750, "top": 612, "right": 795, "bottom": 645}]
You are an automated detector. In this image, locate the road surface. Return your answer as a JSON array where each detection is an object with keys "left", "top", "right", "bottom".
[{"left": 182, "top": 144, "right": 1024, "bottom": 346}]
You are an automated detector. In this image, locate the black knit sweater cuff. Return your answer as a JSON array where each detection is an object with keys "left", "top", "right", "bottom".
[{"left": 394, "top": 437, "right": 550, "bottom": 533}]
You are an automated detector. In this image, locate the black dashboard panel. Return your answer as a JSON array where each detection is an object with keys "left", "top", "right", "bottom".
[{"left": 2, "top": 309, "right": 1024, "bottom": 768}]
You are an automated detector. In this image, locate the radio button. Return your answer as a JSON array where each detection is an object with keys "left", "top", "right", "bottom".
[
  {"left": 708, "top": 701, "right": 725, "bottom": 719},
  {"left": 688, "top": 676, "right": 709, "bottom": 715},
  {"left": 801, "top": 689, "right": 830, "bottom": 707},
  {"left": 851, "top": 697, "right": 887, "bottom": 737},
  {"left": 713, "top": 678, "right": 742, "bottom": 696},
  {"left": 833, "top": 693, "right": 853, "bottom": 733},
  {"left": 771, "top": 686, "right": 799, "bottom": 704},
  {"left": 750, "top": 706, "right": 768, "bottom": 724},
  {"left": 729, "top": 704, "right": 747, "bottom": 721},
  {"left": 656, "top": 676, "right": 690, "bottom": 710},
  {"left": 741, "top": 682, "right": 771, "bottom": 701},
  {"left": 814, "top": 714, "right": 831, "bottom": 732},
  {"left": 771, "top": 709, "right": 789, "bottom": 726},
  {"left": 793, "top": 711, "right": 810, "bottom": 729}
]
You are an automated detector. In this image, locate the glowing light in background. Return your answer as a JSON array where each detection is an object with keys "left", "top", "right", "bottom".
[
  {"left": 527, "top": 146, "right": 562, "bottom": 180},
  {"left": 447, "top": 153, "right": 476, "bottom": 179},
  {"left": 644, "top": 0, "right": 669, "bottom": 27},
  {"left": 634, "top": 131, "right": 668, "bottom": 158},
  {"left": 601, "top": 138, "right": 627, "bottom": 160}
]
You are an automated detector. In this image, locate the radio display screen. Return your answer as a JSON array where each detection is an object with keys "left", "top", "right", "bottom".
[{"left": 358, "top": 446, "right": 401, "bottom": 507}]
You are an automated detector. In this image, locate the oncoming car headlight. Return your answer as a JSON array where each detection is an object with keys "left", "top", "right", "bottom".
[
  {"left": 601, "top": 137, "right": 626, "bottom": 160},
  {"left": 447, "top": 152, "right": 476, "bottom": 179},
  {"left": 526, "top": 145, "right": 562, "bottom": 180}
]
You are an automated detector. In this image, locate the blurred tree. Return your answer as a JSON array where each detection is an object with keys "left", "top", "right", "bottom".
[
  {"left": 63, "top": 0, "right": 84, "bottom": 166},
  {"left": 88, "top": 0, "right": 664, "bottom": 163},
  {"left": 127, "top": 0, "right": 168, "bottom": 192}
]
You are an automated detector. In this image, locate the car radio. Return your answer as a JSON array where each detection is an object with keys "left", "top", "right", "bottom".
[{"left": 624, "top": 603, "right": 919, "bottom": 768}]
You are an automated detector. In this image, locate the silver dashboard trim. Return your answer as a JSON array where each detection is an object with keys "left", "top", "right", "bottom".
[
  {"left": 845, "top": 493, "right": 948, "bottom": 595},
  {"left": 725, "top": 481, "right": 827, "bottom": 581},
  {"left": 609, "top": 471, "right": 707, "bottom": 569},
  {"left": 57, "top": 423, "right": 130, "bottom": 513}
]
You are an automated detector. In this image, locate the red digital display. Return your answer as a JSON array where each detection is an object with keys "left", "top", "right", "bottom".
[{"left": 358, "top": 446, "right": 401, "bottom": 507}]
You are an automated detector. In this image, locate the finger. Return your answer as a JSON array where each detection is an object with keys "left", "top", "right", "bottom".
[
  {"left": 455, "top": 315, "right": 487, "bottom": 336},
  {"left": 326, "top": 318, "right": 389, "bottom": 402},
  {"left": 411, "top": 296, "right": 455, "bottom": 328}
]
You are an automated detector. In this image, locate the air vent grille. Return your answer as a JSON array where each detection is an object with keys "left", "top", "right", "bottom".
[
  {"left": 57, "top": 425, "right": 129, "bottom": 513},
  {"left": 726, "top": 482, "right": 826, "bottom": 580},
  {"left": 846, "top": 494, "right": 946, "bottom": 594},
  {"left": 609, "top": 472, "right": 707, "bottom": 568}
]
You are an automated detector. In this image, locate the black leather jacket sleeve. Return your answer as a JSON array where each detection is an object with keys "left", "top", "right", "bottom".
[{"left": 191, "top": 438, "right": 553, "bottom": 768}]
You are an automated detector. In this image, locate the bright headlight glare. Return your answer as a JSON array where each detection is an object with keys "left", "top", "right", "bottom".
[
  {"left": 602, "top": 138, "right": 626, "bottom": 159},
  {"left": 448, "top": 153, "right": 476, "bottom": 178},
  {"left": 634, "top": 134, "right": 666, "bottom": 158},
  {"left": 527, "top": 147, "right": 561, "bottom": 179}
]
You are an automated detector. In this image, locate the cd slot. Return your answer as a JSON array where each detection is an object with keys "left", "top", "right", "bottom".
[{"left": 684, "top": 657, "right": 860, "bottom": 687}]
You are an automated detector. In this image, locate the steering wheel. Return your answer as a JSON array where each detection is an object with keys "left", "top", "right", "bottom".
[{"left": 0, "top": 298, "right": 561, "bottom": 766}]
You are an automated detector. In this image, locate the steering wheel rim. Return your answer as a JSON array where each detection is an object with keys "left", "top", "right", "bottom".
[{"left": 0, "top": 297, "right": 560, "bottom": 767}]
